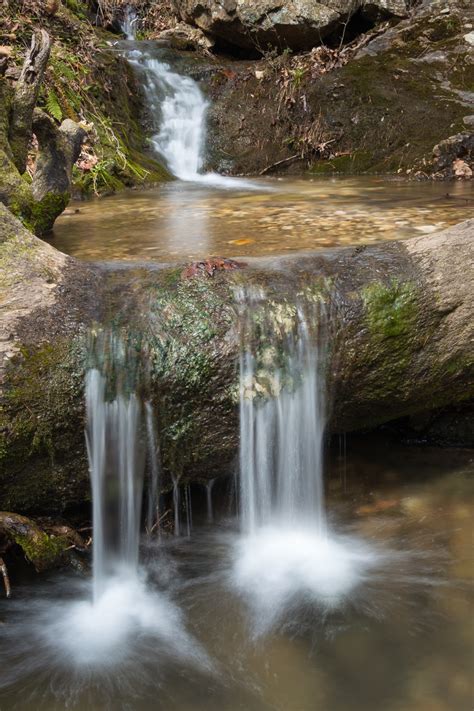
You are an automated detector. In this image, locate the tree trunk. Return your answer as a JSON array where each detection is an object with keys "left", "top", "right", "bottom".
[
  {"left": 9, "top": 29, "right": 51, "bottom": 174},
  {"left": 31, "top": 111, "right": 86, "bottom": 200},
  {"left": 1, "top": 207, "right": 473, "bottom": 513},
  {"left": 0, "top": 31, "right": 86, "bottom": 234}
]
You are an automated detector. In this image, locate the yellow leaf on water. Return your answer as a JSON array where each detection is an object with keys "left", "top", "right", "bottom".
[{"left": 228, "top": 239, "right": 255, "bottom": 245}]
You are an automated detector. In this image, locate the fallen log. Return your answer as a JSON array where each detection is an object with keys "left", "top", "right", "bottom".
[
  {"left": 0, "top": 511, "right": 68, "bottom": 572},
  {"left": 9, "top": 29, "right": 52, "bottom": 174},
  {"left": 0, "top": 204, "right": 473, "bottom": 513}
]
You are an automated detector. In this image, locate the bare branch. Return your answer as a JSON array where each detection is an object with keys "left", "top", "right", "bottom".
[{"left": 0, "top": 557, "right": 11, "bottom": 599}]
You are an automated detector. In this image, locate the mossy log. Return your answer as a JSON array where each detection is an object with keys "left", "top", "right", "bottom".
[
  {"left": 0, "top": 511, "right": 87, "bottom": 578},
  {"left": 0, "top": 31, "right": 86, "bottom": 235},
  {"left": 0, "top": 511, "right": 69, "bottom": 572},
  {"left": 0, "top": 205, "right": 473, "bottom": 513}
]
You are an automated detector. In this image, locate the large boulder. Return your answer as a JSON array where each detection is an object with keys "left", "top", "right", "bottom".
[
  {"left": 204, "top": 1, "right": 474, "bottom": 176},
  {"left": 1, "top": 204, "right": 473, "bottom": 515},
  {"left": 171, "top": 0, "right": 407, "bottom": 53}
]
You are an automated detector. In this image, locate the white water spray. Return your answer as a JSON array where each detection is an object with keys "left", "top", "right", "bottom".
[{"left": 233, "top": 298, "right": 379, "bottom": 634}]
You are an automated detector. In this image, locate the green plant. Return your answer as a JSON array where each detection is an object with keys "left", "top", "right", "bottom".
[
  {"left": 88, "top": 159, "right": 123, "bottom": 194},
  {"left": 45, "top": 89, "right": 62, "bottom": 122},
  {"left": 291, "top": 67, "right": 306, "bottom": 88}
]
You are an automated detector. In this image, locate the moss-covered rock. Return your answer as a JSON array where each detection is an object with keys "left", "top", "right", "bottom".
[
  {"left": 0, "top": 205, "right": 99, "bottom": 512},
  {"left": 362, "top": 280, "right": 418, "bottom": 340},
  {"left": 205, "top": 0, "right": 474, "bottom": 176},
  {"left": 1, "top": 207, "right": 472, "bottom": 514}
]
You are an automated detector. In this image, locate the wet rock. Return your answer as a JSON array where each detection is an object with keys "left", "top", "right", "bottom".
[
  {"left": 453, "top": 158, "right": 472, "bottom": 179},
  {"left": 172, "top": 0, "right": 408, "bottom": 53},
  {"left": 158, "top": 22, "right": 215, "bottom": 51},
  {"left": 1, "top": 208, "right": 473, "bottom": 513},
  {"left": 432, "top": 132, "right": 474, "bottom": 176},
  {"left": 464, "top": 31, "right": 474, "bottom": 46}
]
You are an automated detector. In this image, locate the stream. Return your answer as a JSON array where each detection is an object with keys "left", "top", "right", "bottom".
[
  {"left": 1, "top": 27, "right": 473, "bottom": 711},
  {"left": 0, "top": 444, "right": 472, "bottom": 711},
  {"left": 53, "top": 178, "right": 473, "bottom": 263}
]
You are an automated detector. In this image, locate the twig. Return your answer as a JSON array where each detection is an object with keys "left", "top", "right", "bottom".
[
  {"left": 0, "top": 557, "right": 11, "bottom": 599},
  {"left": 259, "top": 153, "right": 300, "bottom": 175},
  {"left": 147, "top": 509, "right": 171, "bottom": 536}
]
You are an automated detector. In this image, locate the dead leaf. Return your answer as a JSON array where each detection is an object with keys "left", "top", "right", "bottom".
[{"left": 181, "top": 257, "right": 247, "bottom": 280}]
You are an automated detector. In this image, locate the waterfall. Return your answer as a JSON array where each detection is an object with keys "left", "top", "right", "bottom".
[
  {"left": 233, "top": 296, "right": 377, "bottom": 634},
  {"left": 122, "top": 7, "right": 138, "bottom": 40},
  {"left": 239, "top": 311, "right": 326, "bottom": 534},
  {"left": 206, "top": 479, "right": 216, "bottom": 523},
  {"left": 143, "top": 58, "right": 208, "bottom": 181},
  {"left": 85, "top": 368, "right": 145, "bottom": 600},
  {"left": 125, "top": 48, "right": 260, "bottom": 188},
  {"left": 145, "top": 401, "right": 161, "bottom": 536}
]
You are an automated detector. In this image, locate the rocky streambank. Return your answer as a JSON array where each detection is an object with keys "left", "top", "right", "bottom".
[{"left": 202, "top": 0, "right": 474, "bottom": 177}]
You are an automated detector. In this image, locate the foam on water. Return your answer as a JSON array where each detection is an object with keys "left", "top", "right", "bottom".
[
  {"left": 48, "top": 574, "right": 208, "bottom": 670},
  {"left": 232, "top": 524, "right": 380, "bottom": 636}
]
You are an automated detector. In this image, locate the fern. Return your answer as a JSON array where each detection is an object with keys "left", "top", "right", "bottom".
[
  {"left": 53, "top": 59, "right": 76, "bottom": 83},
  {"left": 45, "top": 90, "right": 63, "bottom": 122}
]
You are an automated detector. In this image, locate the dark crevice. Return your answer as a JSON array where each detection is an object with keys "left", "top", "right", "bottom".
[
  {"left": 324, "top": 9, "right": 378, "bottom": 49},
  {"left": 211, "top": 35, "right": 263, "bottom": 59},
  {"left": 208, "top": 10, "right": 379, "bottom": 59}
]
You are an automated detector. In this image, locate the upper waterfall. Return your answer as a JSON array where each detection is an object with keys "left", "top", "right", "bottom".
[
  {"left": 125, "top": 47, "right": 261, "bottom": 189},
  {"left": 122, "top": 7, "right": 138, "bottom": 40},
  {"left": 141, "top": 57, "right": 208, "bottom": 181}
]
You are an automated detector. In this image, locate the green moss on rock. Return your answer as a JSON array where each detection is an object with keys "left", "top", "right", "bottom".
[
  {"left": 11, "top": 191, "right": 70, "bottom": 235},
  {"left": 1, "top": 337, "right": 90, "bottom": 513},
  {"left": 13, "top": 530, "right": 67, "bottom": 571},
  {"left": 362, "top": 279, "right": 418, "bottom": 339}
]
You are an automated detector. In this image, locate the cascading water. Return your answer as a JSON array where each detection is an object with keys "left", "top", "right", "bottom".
[
  {"left": 122, "top": 32, "right": 260, "bottom": 188},
  {"left": 239, "top": 310, "right": 326, "bottom": 534},
  {"left": 86, "top": 368, "right": 145, "bottom": 600},
  {"left": 122, "top": 7, "right": 138, "bottom": 40},
  {"left": 145, "top": 400, "right": 161, "bottom": 536},
  {"left": 38, "top": 333, "right": 209, "bottom": 673},
  {"left": 143, "top": 58, "right": 208, "bottom": 181},
  {"left": 233, "top": 295, "right": 379, "bottom": 635}
]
